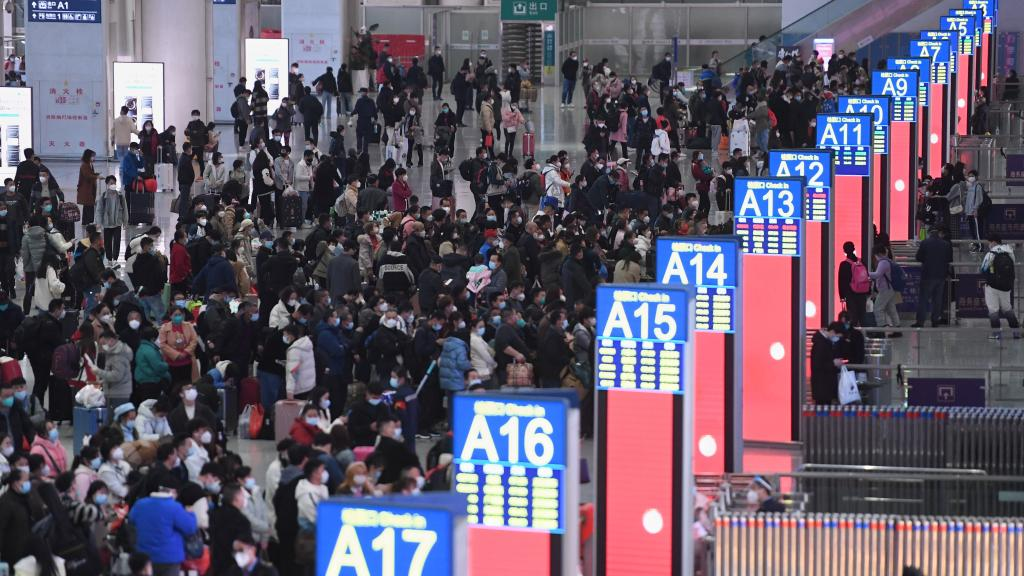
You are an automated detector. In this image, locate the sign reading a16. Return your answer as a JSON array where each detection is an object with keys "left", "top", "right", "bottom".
[{"left": 454, "top": 396, "right": 567, "bottom": 468}]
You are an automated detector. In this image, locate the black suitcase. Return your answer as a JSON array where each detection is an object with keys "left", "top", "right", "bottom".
[
  {"left": 128, "top": 191, "right": 155, "bottom": 225},
  {"left": 61, "top": 309, "right": 80, "bottom": 338},
  {"left": 369, "top": 123, "right": 382, "bottom": 144},
  {"left": 280, "top": 194, "right": 303, "bottom": 228}
]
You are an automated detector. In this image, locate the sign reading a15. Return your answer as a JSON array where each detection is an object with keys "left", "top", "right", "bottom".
[{"left": 597, "top": 285, "right": 689, "bottom": 344}]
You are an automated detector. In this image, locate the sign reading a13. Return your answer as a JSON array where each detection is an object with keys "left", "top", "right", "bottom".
[{"left": 736, "top": 178, "right": 802, "bottom": 220}]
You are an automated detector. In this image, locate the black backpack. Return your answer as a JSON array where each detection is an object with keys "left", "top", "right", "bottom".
[
  {"left": 458, "top": 158, "right": 474, "bottom": 181},
  {"left": 230, "top": 101, "right": 240, "bottom": 119},
  {"left": 985, "top": 250, "right": 1015, "bottom": 292}
]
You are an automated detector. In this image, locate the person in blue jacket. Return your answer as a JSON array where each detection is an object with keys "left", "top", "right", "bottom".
[
  {"left": 119, "top": 142, "right": 145, "bottom": 193},
  {"left": 191, "top": 244, "right": 238, "bottom": 297},
  {"left": 439, "top": 325, "right": 472, "bottom": 407},
  {"left": 316, "top": 309, "right": 352, "bottom": 417},
  {"left": 127, "top": 478, "right": 198, "bottom": 573},
  {"left": 386, "top": 365, "right": 420, "bottom": 451},
  {"left": 351, "top": 87, "right": 378, "bottom": 155}
]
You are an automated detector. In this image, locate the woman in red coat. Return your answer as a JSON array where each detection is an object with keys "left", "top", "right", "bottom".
[
  {"left": 690, "top": 151, "right": 713, "bottom": 220},
  {"left": 289, "top": 404, "right": 321, "bottom": 446},
  {"left": 169, "top": 229, "right": 192, "bottom": 296}
]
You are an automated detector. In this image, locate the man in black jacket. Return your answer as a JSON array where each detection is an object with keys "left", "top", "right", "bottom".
[
  {"left": 210, "top": 484, "right": 253, "bottom": 576},
  {"left": 176, "top": 143, "right": 196, "bottom": 224},
  {"left": 258, "top": 240, "right": 299, "bottom": 323},
  {"left": 427, "top": 47, "right": 446, "bottom": 101},
  {"left": 133, "top": 236, "right": 168, "bottom": 322},
  {"left": 313, "top": 66, "right": 338, "bottom": 121},
  {"left": 371, "top": 413, "right": 422, "bottom": 485},
  {"left": 560, "top": 51, "right": 580, "bottom": 107},
  {"left": 416, "top": 256, "right": 444, "bottom": 316},
  {"left": 185, "top": 110, "right": 209, "bottom": 170},
  {"left": 0, "top": 384, "right": 34, "bottom": 452},
  {"left": 298, "top": 86, "right": 324, "bottom": 144},
  {"left": 23, "top": 299, "right": 66, "bottom": 407},
  {"left": 652, "top": 52, "right": 673, "bottom": 102}
]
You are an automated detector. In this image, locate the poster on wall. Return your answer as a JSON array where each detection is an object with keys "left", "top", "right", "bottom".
[
  {"left": 112, "top": 63, "right": 165, "bottom": 141},
  {"left": 292, "top": 33, "right": 338, "bottom": 70},
  {"left": 38, "top": 79, "right": 105, "bottom": 158},
  {"left": 0, "top": 88, "right": 31, "bottom": 180},
  {"left": 212, "top": 0, "right": 241, "bottom": 123},
  {"left": 245, "top": 39, "right": 289, "bottom": 113}
]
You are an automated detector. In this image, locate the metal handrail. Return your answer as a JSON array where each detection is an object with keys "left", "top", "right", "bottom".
[
  {"left": 799, "top": 463, "right": 987, "bottom": 476},
  {"left": 747, "top": 471, "right": 1024, "bottom": 483}
]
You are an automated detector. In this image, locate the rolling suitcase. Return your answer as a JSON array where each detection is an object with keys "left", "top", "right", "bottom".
[
  {"left": 274, "top": 399, "right": 305, "bottom": 442},
  {"left": 238, "top": 377, "right": 260, "bottom": 411},
  {"left": 48, "top": 379, "right": 74, "bottom": 424},
  {"left": 218, "top": 385, "right": 238, "bottom": 437},
  {"left": 522, "top": 132, "right": 535, "bottom": 158},
  {"left": 73, "top": 405, "right": 109, "bottom": 453},
  {"left": 280, "top": 194, "right": 303, "bottom": 228},
  {"left": 128, "top": 182, "right": 155, "bottom": 225}
]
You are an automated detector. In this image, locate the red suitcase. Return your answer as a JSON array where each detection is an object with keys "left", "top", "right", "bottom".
[
  {"left": 238, "top": 377, "right": 260, "bottom": 413},
  {"left": 523, "top": 132, "right": 535, "bottom": 158}
]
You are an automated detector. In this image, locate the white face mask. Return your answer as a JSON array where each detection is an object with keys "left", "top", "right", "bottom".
[
  {"left": 746, "top": 490, "right": 760, "bottom": 504},
  {"left": 111, "top": 447, "right": 124, "bottom": 461},
  {"left": 200, "top": 431, "right": 213, "bottom": 444},
  {"left": 184, "top": 388, "right": 198, "bottom": 402},
  {"left": 320, "top": 469, "right": 330, "bottom": 484},
  {"left": 353, "top": 474, "right": 367, "bottom": 485},
  {"left": 234, "top": 551, "right": 251, "bottom": 568}
]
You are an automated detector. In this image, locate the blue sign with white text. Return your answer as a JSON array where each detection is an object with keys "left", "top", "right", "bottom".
[
  {"left": 452, "top": 394, "right": 568, "bottom": 533},
  {"left": 316, "top": 496, "right": 460, "bottom": 576},
  {"left": 595, "top": 284, "right": 691, "bottom": 393},
  {"left": 734, "top": 177, "right": 804, "bottom": 256},
  {"left": 28, "top": 0, "right": 100, "bottom": 23},
  {"left": 656, "top": 237, "right": 739, "bottom": 333},
  {"left": 964, "top": 0, "right": 996, "bottom": 28},
  {"left": 921, "top": 30, "right": 958, "bottom": 74},
  {"left": 942, "top": 12, "right": 978, "bottom": 54},
  {"left": 888, "top": 58, "right": 930, "bottom": 105},
  {"left": 839, "top": 96, "right": 891, "bottom": 155},
  {"left": 769, "top": 149, "right": 833, "bottom": 222},
  {"left": 873, "top": 70, "right": 919, "bottom": 123},
  {"left": 816, "top": 114, "right": 872, "bottom": 177},
  {"left": 910, "top": 40, "right": 951, "bottom": 84}
]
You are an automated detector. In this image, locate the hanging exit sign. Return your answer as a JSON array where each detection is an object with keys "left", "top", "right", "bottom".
[{"left": 502, "top": 0, "right": 557, "bottom": 21}]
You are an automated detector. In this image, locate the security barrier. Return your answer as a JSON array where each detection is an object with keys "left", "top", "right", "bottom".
[
  {"left": 801, "top": 405, "right": 1024, "bottom": 476},
  {"left": 714, "top": 513, "right": 1024, "bottom": 576}
]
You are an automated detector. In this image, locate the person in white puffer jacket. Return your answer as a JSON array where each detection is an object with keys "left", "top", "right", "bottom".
[{"left": 284, "top": 324, "right": 316, "bottom": 400}]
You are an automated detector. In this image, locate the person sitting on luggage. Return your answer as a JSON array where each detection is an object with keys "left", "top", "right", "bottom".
[
  {"left": 167, "top": 382, "right": 217, "bottom": 437},
  {"left": 747, "top": 475, "right": 785, "bottom": 513}
]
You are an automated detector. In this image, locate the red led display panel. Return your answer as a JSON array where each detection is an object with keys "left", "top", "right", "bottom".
[{"left": 889, "top": 121, "right": 916, "bottom": 241}]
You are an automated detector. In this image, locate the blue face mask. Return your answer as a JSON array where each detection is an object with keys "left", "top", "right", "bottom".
[
  {"left": 90, "top": 457, "right": 102, "bottom": 470},
  {"left": 368, "top": 397, "right": 382, "bottom": 406},
  {"left": 264, "top": 241, "right": 274, "bottom": 249},
  {"left": 1, "top": 396, "right": 13, "bottom": 408},
  {"left": 297, "top": 317, "right": 308, "bottom": 326},
  {"left": 516, "top": 318, "right": 526, "bottom": 329},
  {"left": 244, "top": 478, "right": 257, "bottom": 490},
  {"left": 305, "top": 417, "right": 319, "bottom": 427},
  {"left": 389, "top": 377, "right": 400, "bottom": 388},
  {"left": 830, "top": 335, "right": 840, "bottom": 343},
  {"left": 486, "top": 215, "right": 496, "bottom": 222},
  {"left": 187, "top": 446, "right": 197, "bottom": 458},
  {"left": 497, "top": 301, "right": 506, "bottom": 309},
  {"left": 19, "top": 481, "right": 31, "bottom": 494},
  {"left": 476, "top": 327, "right": 486, "bottom": 337},
  {"left": 48, "top": 428, "right": 59, "bottom": 442},
  {"left": 94, "top": 493, "right": 109, "bottom": 505},
  {"left": 174, "top": 299, "right": 187, "bottom": 308},
  {"left": 0, "top": 211, "right": 7, "bottom": 218},
  {"left": 0, "top": 303, "right": 8, "bottom": 311},
  {"left": 14, "top": 390, "right": 27, "bottom": 401},
  {"left": 488, "top": 261, "right": 497, "bottom": 271},
  {"left": 172, "top": 315, "right": 184, "bottom": 325},
  {"left": 124, "top": 421, "right": 135, "bottom": 430},
  {"left": 344, "top": 321, "right": 354, "bottom": 330},
  {"left": 250, "top": 313, "right": 260, "bottom": 322},
  {"left": 491, "top": 316, "right": 501, "bottom": 326},
  {"left": 432, "top": 323, "right": 442, "bottom": 332}
]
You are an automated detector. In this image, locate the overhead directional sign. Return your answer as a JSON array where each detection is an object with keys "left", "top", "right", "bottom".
[
  {"left": 452, "top": 394, "right": 568, "bottom": 533},
  {"left": 596, "top": 284, "right": 690, "bottom": 393},
  {"left": 28, "top": 0, "right": 101, "bottom": 23},
  {"left": 888, "top": 57, "right": 930, "bottom": 104},
  {"left": 839, "top": 96, "right": 891, "bottom": 155},
  {"left": 816, "top": 113, "right": 872, "bottom": 177},
  {"left": 910, "top": 39, "right": 951, "bottom": 84},
  {"left": 734, "top": 177, "right": 804, "bottom": 256},
  {"left": 656, "top": 237, "right": 739, "bottom": 333},
  {"left": 769, "top": 149, "right": 833, "bottom": 222}
]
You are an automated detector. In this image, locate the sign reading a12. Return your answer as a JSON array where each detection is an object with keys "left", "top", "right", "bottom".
[{"left": 770, "top": 150, "right": 829, "bottom": 189}]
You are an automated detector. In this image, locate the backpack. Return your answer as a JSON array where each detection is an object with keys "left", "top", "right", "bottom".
[
  {"left": 512, "top": 176, "right": 533, "bottom": 202},
  {"left": 69, "top": 257, "right": 90, "bottom": 291},
  {"left": 51, "top": 342, "right": 81, "bottom": 380},
  {"left": 884, "top": 258, "right": 906, "bottom": 292},
  {"left": 230, "top": 100, "right": 240, "bottom": 119},
  {"left": 985, "top": 250, "right": 1015, "bottom": 291},
  {"left": 768, "top": 108, "right": 778, "bottom": 129},
  {"left": 849, "top": 260, "right": 871, "bottom": 294},
  {"left": 486, "top": 162, "right": 503, "bottom": 187},
  {"left": 458, "top": 158, "right": 474, "bottom": 181}
]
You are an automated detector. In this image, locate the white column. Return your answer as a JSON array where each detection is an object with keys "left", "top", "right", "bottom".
[
  {"left": 141, "top": 0, "right": 209, "bottom": 134},
  {"left": 26, "top": 2, "right": 109, "bottom": 159},
  {"left": 213, "top": 1, "right": 243, "bottom": 123}
]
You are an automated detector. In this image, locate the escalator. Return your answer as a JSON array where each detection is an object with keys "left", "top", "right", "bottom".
[{"left": 720, "top": 0, "right": 949, "bottom": 72}]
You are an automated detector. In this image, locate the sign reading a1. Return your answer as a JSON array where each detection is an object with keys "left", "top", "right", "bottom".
[
  {"left": 656, "top": 237, "right": 739, "bottom": 333},
  {"left": 317, "top": 498, "right": 459, "bottom": 576},
  {"left": 28, "top": 0, "right": 101, "bottom": 23},
  {"left": 595, "top": 284, "right": 690, "bottom": 393},
  {"left": 734, "top": 177, "right": 804, "bottom": 256},
  {"left": 501, "top": 0, "right": 557, "bottom": 21},
  {"left": 888, "top": 57, "right": 930, "bottom": 104},
  {"left": 873, "top": 70, "right": 919, "bottom": 123},
  {"left": 769, "top": 150, "right": 834, "bottom": 222},
  {"left": 839, "top": 96, "right": 891, "bottom": 155},
  {"left": 452, "top": 395, "right": 567, "bottom": 533},
  {"left": 910, "top": 40, "right": 951, "bottom": 84},
  {"left": 816, "top": 114, "right": 872, "bottom": 177}
]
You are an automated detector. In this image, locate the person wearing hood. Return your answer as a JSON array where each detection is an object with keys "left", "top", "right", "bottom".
[
  {"left": 980, "top": 233, "right": 1021, "bottom": 339},
  {"left": 289, "top": 404, "right": 322, "bottom": 447},
  {"left": 192, "top": 243, "right": 237, "bottom": 298},
  {"left": 92, "top": 331, "right": 134, "bottom": 408},
  {"left": 135, "top": 397, "right": 173, "bottom": 443},
  {"left": 284, "top": 324, "right": 316, "bottom": 401}
]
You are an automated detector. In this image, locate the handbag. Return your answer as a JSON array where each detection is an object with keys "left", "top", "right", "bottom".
[
  {"left": 184, "top": 532, "right": 204, "bottom": 559},
  {"left": 506, "top": 361, "right": 534, "bottom": 388},
  {"left": 838, "top": 366, "right": 861, "bottom": 405}
]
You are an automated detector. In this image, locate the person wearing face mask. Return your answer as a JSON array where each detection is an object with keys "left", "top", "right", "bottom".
[
  {"left": 370, "top": 414, "right": 423, "bottom": 487},
  {"left": 231, "top": 533, "right": 278, "bottom": 576},
  {"left": 293, "top": 458, "right": 329, "bottom": 562},
  {"left": 184, "top": 108, "right": 210, "bottom": 168},
  {"left": 337, "top": 461, "right": 373, "bottom": 496},
  {"left": 651, "top": 52, "right": 673, "bottom": 103},
  {"left": 208, "top": 482, "right": 254, "bottom": 576},
  {"left": 0, "top": 469, "right": 46, "bottom": 566},
  {"left": 92, "top": 331, "right": 134, "bottom": 409},
  {"left": 134, "top": 397, "right": 173, "bottom": 444},
  {"left": 127, "top": 476, "right": 199, "bottom": 574},
  {"left": 747, "top": 475, "right": 785, "bottom": 513},
  {"left": 96, "top": 439, "right": 131, "bottom": 502},
  {"left": 316, "top": 310, "right": 353, "bottom": 416},
  {"left": 438, "top": 314, "right": 473, "bottom": 395},
  {"left": 70, "top": 445, "right": 101, "bottom": 501},
  {"left": 28, "top": 419, "right": 65, "bottom": 479},
  {"left": 810, "top": 321, "right": 846, "bottom": 405},
  {"left": 536, "top": 309, "right": 573, "bottom": 389},
  {"left": 284, "top": 323, "right": 316, "bottom": 402},
  {"left": 158, "top": 308, "right": 200, "bottom": 396}
]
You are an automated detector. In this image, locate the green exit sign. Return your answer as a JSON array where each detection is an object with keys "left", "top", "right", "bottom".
[{"left": 502, "top": 0, "right": 557, "bottom": 21}]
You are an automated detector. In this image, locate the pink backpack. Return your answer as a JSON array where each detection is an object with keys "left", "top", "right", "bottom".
[{"left": 849, "top": 260, "right": 871, "bottom": 294}]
